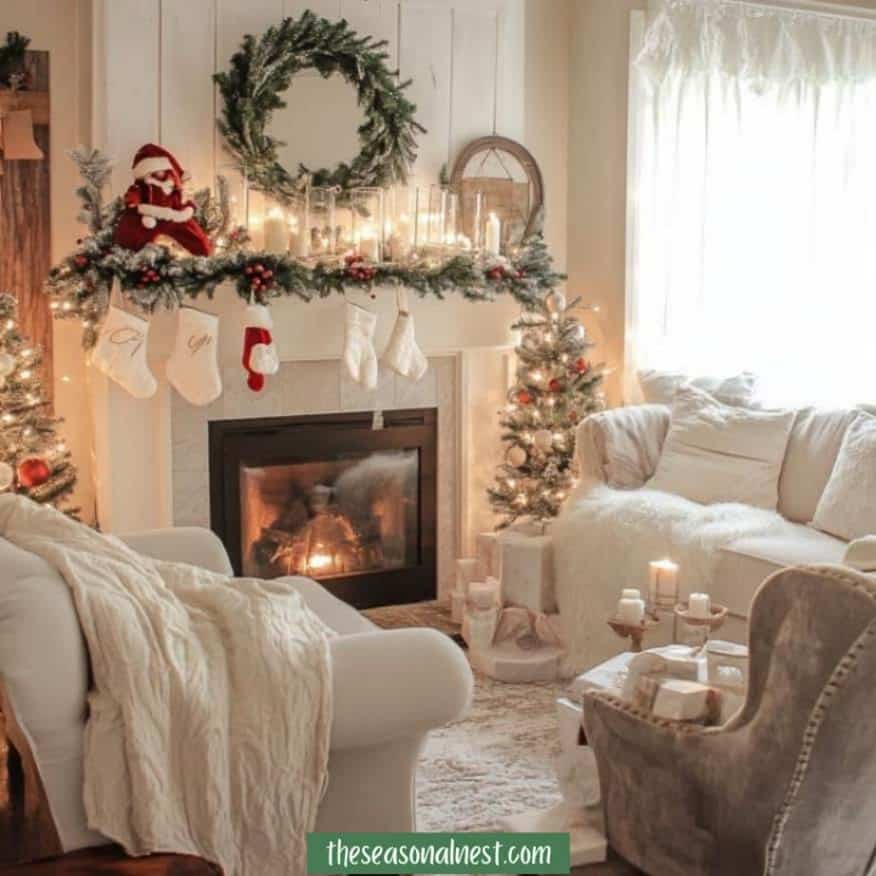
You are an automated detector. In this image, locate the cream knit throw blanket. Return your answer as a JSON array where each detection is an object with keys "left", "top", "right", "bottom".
[{"left": 0, "top": 496, "right": 333, "bottom": 876}]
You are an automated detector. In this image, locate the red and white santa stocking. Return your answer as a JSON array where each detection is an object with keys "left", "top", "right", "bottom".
[
  {"left": 242, "top": 303, "right": 279, "bottom": 392},
  {"left": 166, "top": 306, "right": 222, "bottom": 406},
  {"left": 91, "top": 303, "right": 157, "bottom": 399}
]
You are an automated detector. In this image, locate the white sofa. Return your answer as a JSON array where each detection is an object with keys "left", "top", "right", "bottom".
[
  {"left": 560, "top": 403, "right": 859, "bottom": 650},
  {"left": 0, "top": 526, "right": 472, "bottom": 859}
]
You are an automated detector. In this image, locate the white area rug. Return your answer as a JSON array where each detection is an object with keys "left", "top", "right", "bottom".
[{"left": 416, "top": 664, "right": 566, "bottom": 831}]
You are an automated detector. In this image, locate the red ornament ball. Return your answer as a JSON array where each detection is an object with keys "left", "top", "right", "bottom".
[
  {"left": 548, "top": 378, "right": 564, "bottom": 393},
  {"left": 516, "top": 390, "right": 533, "bottom": 406},
  {"left": 573, "top": 357, "right": 591, "bottom": 375},
  {"left": 17, "top": 456, "right": 51, "bottom": 488}
]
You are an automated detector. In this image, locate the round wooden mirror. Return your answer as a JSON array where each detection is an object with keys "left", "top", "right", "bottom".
[{"left": 449, "top": 136, "right": 545, "bottom": 251}]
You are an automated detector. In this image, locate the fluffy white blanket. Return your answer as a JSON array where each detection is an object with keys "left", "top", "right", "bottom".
[
  {"left": 0, "top": 496, "right": 332, "bottom": 876},
  {"left": 552, "top": 486, "right": 791, "bottom": 675}
]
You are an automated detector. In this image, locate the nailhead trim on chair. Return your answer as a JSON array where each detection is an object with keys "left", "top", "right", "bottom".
[{"left": 763, "top": 568, "right": 876, "bottom": 876}]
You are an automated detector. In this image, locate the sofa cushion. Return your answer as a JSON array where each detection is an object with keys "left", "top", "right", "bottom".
[
  {"left": 638, "top": 369, "right": 758, "bottom": 407},
  {"left": 714, "top": 526, "right": 847, "bottom": 616},
  {"left": 811, "top": 413, "right": 876, "bottom": 541},
  {"left": 777, "top": 408, "right": 859, "bottom": 524},
  {"left": 648, "top": 387, "right": 795, "bottom": 509},
  {"left": 0, "top": 537, "right": 105, "bottom": 852}
]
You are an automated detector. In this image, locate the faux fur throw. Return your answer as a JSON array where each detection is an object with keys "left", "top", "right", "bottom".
[
  {"left": 0, "top": 496, "right": 333, "bottom": 876},
  {"left": 552, "top": 486, "right": 792, "bottom": 675}
]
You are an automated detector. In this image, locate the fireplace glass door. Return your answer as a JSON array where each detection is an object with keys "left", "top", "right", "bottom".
[
  {"left": 240, "top": 449, "right": 419, "bottom": 580},
  {"left": 209, "top": 409, "right": 437, "bottom": 608}
]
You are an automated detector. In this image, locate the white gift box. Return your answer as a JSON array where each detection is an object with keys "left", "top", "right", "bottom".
[
  {"left": 498, "top": 530, "right": 556, "bottom": 612},
  {"left": 652, "top": 680, "right": 712, "bottom": 722},
  {"left": 476, "top": 532, "right": 501, "bottom": 580}
]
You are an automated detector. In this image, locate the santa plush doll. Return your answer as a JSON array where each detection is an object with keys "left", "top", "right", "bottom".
[{"left": 114, "top": 143, "right": 212, "bottom": 256}]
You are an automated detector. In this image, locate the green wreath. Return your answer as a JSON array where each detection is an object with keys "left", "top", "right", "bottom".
[{"left": 214, "top": 11, "right": 425, "bottom": 201}]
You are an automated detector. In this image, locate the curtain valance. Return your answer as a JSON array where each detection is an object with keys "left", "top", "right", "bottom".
[{"left": 637, "top": 0, "right": 876, "bottom": 87}]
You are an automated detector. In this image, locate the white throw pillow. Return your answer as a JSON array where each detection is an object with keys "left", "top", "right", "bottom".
[
  {"left": 648, "top": 387, "right": 796, "bottom": 509},
  {"left": 811, "top": 413, "right": 876, "bottom": 541},
  {"left": 777, "top": 408, "right": 859, "bottom": 523},
  {"left": 638, "top": 369, "right": 759, "bottom": 407}
]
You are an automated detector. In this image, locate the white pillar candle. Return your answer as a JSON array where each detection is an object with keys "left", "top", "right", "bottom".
[
  {"left": 358, "top": 224, "right": 380, "bottom": 261},
  {"left": 617, "top": 597, "right": 645, "bottom": 625},
  {"left": 485, "top": 211, "right": 501, "bottom": 256},
  {"left": 648, "top": 559, "right": 680, "bottom": 608},
  {"left": 469, "top": 579, "right": 500, "bottom": 610},
  {"left": 622, "top": 588, "right": 642, "bottom": 600},
  {"left": 264, "top": 207, "right": 288, "bottom": 253},
  {"left": 455, "top": 558, "right": 479, "bottom": 595},
  {"left": 689, "top": 592, "right": 711, "bottom": 619}
]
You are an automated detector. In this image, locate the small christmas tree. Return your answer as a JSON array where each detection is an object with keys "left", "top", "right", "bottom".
[
  {"left": 488, "top": 290, "right": 605, "bottom": 529},
  {"left": 0, "top": 293, "right": 77, "bottom": 509}
]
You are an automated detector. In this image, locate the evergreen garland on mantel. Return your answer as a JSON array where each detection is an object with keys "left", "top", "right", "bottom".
[{"left": 46, "top": 150, "right": 565, "bottom": 349}]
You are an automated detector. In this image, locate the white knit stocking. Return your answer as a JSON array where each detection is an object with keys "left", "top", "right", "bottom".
[
  {"left": 343, "top": 301, "right": 378, "bottom": 390},
  {"left": 382, "top": 301, "right": 427, "bottom": 382},
  {"left": 166, "top": 306, "right": 222, "bottom": 406},
  {"left": 91, "top": 304, "right": 157, "bottom": 399}
]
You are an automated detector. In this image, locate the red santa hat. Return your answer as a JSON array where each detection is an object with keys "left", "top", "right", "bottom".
[{"left": 131, "top": 143, "right": 186, "bottom": 184}]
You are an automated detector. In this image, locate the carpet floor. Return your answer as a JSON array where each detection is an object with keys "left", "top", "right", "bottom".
[{"left": 364, "top": 602, "right": 641, "bottom": 875}]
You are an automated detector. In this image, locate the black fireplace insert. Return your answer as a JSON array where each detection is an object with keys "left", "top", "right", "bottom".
[{"left": 209, "top": 408, "right": 437, "bottom": 609}]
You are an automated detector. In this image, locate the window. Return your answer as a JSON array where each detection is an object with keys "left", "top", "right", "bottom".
[{"left": 626, "top": 0, "right": 876, "bottom": 407}]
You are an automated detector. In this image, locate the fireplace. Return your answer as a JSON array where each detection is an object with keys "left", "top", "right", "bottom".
[{"left": 209, "top": 409, "right": 437, "bottom": 608}]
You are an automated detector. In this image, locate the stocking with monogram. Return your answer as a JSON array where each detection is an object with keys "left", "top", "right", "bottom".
[
  {"left": 166, "top": 306, "right": 222, "bottom": 406},
  {"left": 90, "top": 304, "right": 157, "bottom": 399}
]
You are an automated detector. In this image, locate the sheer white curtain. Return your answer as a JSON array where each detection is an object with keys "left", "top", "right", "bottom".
[{"left": 627, "top": 0, "right": 876, "bottom": 407}]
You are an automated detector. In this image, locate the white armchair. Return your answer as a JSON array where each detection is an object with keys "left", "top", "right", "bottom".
[{"left": 0, "top": 526, "right": 473, "bottom": 863}]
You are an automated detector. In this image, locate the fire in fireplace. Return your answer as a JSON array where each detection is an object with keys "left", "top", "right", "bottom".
[
  {"left": 240, "top": 449, "right": 419, "bottom": 580},
  {"left": 209, "top": 409, "right": 437, "bottom": 608}
]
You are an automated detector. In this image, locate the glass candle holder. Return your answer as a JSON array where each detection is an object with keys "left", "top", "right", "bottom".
[
  {"left": 351, "top": 187, "right": 385, "bottom": 261},
  {"left": 308, "top": 187, "right": 337, "bottom": 257},
  {"left": 286, "top": 192, "right": 310, "bottom": 259},
  {"left": 384, "top": 185, "right": 416, "bottom": 262},
  {"left": 334, "top": 198, "right": 356, "bottom": 255},
  {"left": 263, "top": 199, "right": 289, "bottom": 254}
]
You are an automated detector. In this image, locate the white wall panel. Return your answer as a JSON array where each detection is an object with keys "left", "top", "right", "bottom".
[
  {"left": 399, "top": 1, "right": 453, "bottom": 182},
  {"left": 161, "top": 0, "right": 217, "bottom": 190},
  {"left": 449, "top": 7, "right": 499, "bottom": 163}
]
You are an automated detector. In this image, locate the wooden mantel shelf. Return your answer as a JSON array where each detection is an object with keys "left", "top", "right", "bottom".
[{"left": 0, "top": 89, "right": 49, "bottom": 125}]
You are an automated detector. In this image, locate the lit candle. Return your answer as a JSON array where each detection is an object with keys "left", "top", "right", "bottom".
[
  {"left": 617, "top": 596, "right": 645, "bottom": 625},
  {"left": 358, "top": 223, "right": 380, "bottom": 261},
  {"left": 689, "top": 592, "right": 711, "bottom": 619},
  {"left": 264, "top": 206, "right": 288, "bottom": 253},
  {"left": 648, "top": 559, "right": 680, "bottom": 609},
  {"left": 485, "top": 211, "right": 501, "bottom": 256}
]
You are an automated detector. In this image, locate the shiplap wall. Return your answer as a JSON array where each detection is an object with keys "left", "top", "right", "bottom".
[{"left": 96, "top": 0, "right": 525, "bottom": 208}]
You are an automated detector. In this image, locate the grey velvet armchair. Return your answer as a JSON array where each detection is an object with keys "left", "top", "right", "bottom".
[{"left": 581, "top": 565, "right": 876, "bottom": 876}]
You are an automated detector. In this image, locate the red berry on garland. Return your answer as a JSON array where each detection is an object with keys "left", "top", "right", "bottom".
[
  {"left": 263, "top": 269, "right": 273, "bottom": 279},
  {"left": 254, "top": 263, "right": 264, "bottom": 273},
  {"left": 572, "top": 357, "right": 591, "bottom": 375},
  {"left": 245, "top": 266, "right": 254, "bottom": 275},
  {"left": 18, "top": 456, "right": 51, "bottom": 489},
  {"left": 549, "top": 378, "right": 564, "bottom": 393},
  {"left": 487, "top": 266, "right": 506, "bottom": 281},
  {"left": 74, "top": 254, "right": 89, "bottom": 269},
  {"left": 517, "top": 390, "right": 533, "bottom": 406}
]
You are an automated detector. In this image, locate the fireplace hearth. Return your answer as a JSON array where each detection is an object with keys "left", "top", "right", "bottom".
[{"left": 209, "top": 409, "right": 437, "bottom": 609}]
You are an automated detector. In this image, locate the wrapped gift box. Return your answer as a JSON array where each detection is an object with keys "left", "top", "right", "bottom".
[{"left": 498, "top": 530, "right": 556, "bottom": 613}]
